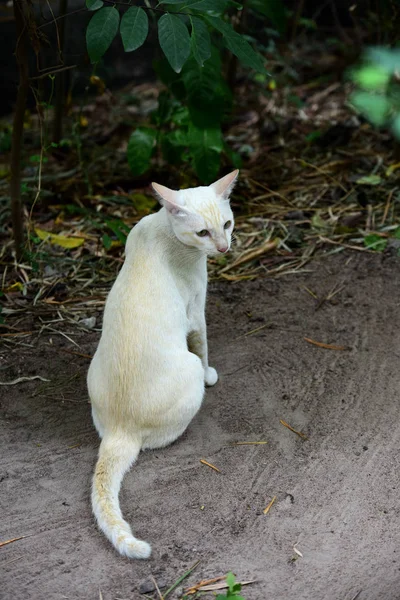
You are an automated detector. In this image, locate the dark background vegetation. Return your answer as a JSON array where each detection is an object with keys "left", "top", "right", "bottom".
[{"left": 0, "top": 0, "right": 400, "bottom": 331}]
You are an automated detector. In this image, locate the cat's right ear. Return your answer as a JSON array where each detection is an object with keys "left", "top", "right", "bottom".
[
  {"left": 151, "top": 182, "right": 186, "bottom": 216},
  {"left": 210, "top": 169, "right": 239, "bottom": 201}
]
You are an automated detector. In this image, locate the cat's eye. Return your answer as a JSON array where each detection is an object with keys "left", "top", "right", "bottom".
[
  {"left": 196, "top": 230, "right": 209, "bottom": 237},
  {"left": 224, "top": 220, "right": 232, "bottom": 229}
]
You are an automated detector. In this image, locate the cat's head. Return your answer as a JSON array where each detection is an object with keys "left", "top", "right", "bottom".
[{"left": 151, "top": 170, "right": 238, "bottom": 256}]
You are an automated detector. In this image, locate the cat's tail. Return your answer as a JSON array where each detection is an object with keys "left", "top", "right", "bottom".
[{"left": 91, "top": 434, "right": 151, "bottom": 559}]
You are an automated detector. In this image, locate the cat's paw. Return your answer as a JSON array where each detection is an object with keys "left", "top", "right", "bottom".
[{"left": 205, "top": 367, "right": 218, "bottom": 387}]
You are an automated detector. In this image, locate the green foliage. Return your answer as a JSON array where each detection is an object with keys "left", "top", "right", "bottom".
[
  {"left": 158, "top": 14, "right": 191, "bottom": 73},
  {"left": 215, "top": 572, "right": 246, "bottom": 600},
  {"left": 364, "top": 234, "right": 387, "bottom": 252},
  {"left": 120, "top": 7, "right": 149, "bottom": 53},
  {"left": 190, "top": 16, "right": 211, "bottom": 67},
  {"left": 86, "top": 7, "right": 120, "bottom": 63},
  {"left": 86, "top": 0, "right": 103, "bottom": 11},
  {"left": 353, "top": 66, "right": 390, "bottom": 90},
  {"left": 182, "top": 51, "right": 232, "bottom": 127},
  {"left": 127, "top": 128, "right": 157, "bottom": 176},
  {"left": 84, "top": 1, "right": 269, "bottom": 181},
  {"left": 349, "top": 47, "right": 400, "bottom": 140},
  {"left": 206, "top": 16, "right": 266, "bottom": 73},
  {"left": 160, "top": 0, "right": 228, "bottom": 12},
  {"left": 393, "top": 114, "right": 400, "bottom": 138},
  {"left": 351, "top": 92, "right": 390, "bottom": 126},
  {"left": 0, "top": 128, "right": 12, "bottom": 152},
  {"left": 188, "top": 123, "right": 223, "bottom": 181}
]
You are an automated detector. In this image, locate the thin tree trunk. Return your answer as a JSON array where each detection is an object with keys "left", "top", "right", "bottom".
[
  {"left": 53, "top": 0, "right": 68, "bottom": 144},
  {"left": 227, "top": 1, "right": 248, "bottom": 89},
  {"left": 10, "top": 0, "right": 30, "bottom": 260}
]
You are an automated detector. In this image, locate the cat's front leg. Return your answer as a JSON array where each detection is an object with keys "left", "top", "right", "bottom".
[
  {"left": 204, "top": 366, "right": 218, "bottom": 387},
  {"left": 187, "top": 325, "right": 218, "bottom": 387}
]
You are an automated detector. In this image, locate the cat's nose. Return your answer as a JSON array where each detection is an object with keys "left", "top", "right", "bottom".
[{"left": 217, "top": 246, "right": 228, "bottom": 253}]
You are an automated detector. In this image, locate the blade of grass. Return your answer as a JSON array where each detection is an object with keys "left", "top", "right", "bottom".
[{"left": 163, "top": 559, "right": 202, "bottom": 598}]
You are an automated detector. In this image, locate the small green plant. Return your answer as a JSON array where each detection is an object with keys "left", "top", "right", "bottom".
[
  {"left": 216, "top": 572, "right": 247, "bottom": 600},
  {"left": 349, "top": 47, "right": 400, "bottom": 139},
  {"left": 84, "top": 0, "right": 270, "bottom": 182}
]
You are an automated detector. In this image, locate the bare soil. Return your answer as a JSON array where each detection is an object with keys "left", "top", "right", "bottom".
[{"left": 1, "top": 252, "right": 400, "bottom": 600}]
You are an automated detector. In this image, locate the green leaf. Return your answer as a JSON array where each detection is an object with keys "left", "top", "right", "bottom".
[
  {"left": 350, "top": 91, "right": 390, "bottom": 126},
  {"left": 393, "top": 226, "right": 400, "bottom": 240},
  {"left": 311, "top": 211, "right": 328, "bottom": 230},
  {"left": 127, "top": 128, "right": 157, "bottom": 175},
  {"left": 206, "top": 16, "right": 266, "bottom": 73},
  {"left": 182, "top": 52, "right": 232, "bottom": 126},
  {"left": 120, "top": 7, "right": 149, "bottom": 52},
  {"left": 306, "top": 130, "right": 322, "bottom": 143},
  {"left": 161, "top": 129, "right": 188, "bottom": 164},
  {"left": 158, "top": 14, "right": 191, "bottom": 73},
  {"left": 224, "top": 141, "right": 242, "bottom": 169},
  {"left": 102, "top": 233, "right": 112, "bottom": 250},
  {"left": 188, "top": 123, "right": 222, "bottom": 183},
  {"left": 356, "top": 174, "right": 382, "bottom": 185},
  {"left": 160, "top": 0, "right": 227, "bottom": 10},
  {"left": 86, "top": 7, "right": 120, "bottom": 63},
  {"left": 171, "top": 105, "right": 190, "bottom": 126},
  {"left": 153, "top": 90, "right": 174, "bottom": 125},
  {"left": 130, "top": 193, "right": 157, "bottom": 214},
  {"left": 226, "top": 572, "right": 236, "bottom": 591},
  {"left": 86, "top": 0, "right": 103, "bottom": 11},
  {"left": 366, "top": 47, "right": 400, "bottom": 73},
  {"left": 190, "top": 16, "right": 211, "bottom": 67},
  {"left": 106, "top": 219, "right": 130, "bottom": 244},
  {"left": 392, "top": 114, "right": 400, "bottom": 140},
  {"left": 184, "top": 0, "right": 227, "bottom": 10},
  {"left": 364, "top": 234, "right": 387, "bottom": 252},
  {"left": 353, "top": 65, "right": 390, "bottom": 90}
]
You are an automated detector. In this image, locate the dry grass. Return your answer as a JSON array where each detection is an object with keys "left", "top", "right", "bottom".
[{"left": 1, "top": 44, "right": 399, "bottom": 345}]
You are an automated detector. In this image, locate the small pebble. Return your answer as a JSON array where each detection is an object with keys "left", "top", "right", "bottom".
[
  {"left": 139, "top": 578, "right": 166, "bottom": 594},
  {"left": 79, "top": 316, "right": 96, "bottom": 329}
]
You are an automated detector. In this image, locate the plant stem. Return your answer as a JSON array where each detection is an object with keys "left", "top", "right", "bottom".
[
  {"left": 290, "top": 0, "right": 304, "bottom": 41},
  {"left": 10, "top": 0, "right": 30, "bottom": 260}
]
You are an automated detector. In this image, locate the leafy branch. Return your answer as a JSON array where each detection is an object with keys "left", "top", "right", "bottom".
[{"left": 84, "top": 0, "right": 268, "bottom": 182}]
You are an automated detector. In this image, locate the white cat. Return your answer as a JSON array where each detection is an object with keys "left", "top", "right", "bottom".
[{"left": 87, "top": 170, "right": 238, "bottom": 559}]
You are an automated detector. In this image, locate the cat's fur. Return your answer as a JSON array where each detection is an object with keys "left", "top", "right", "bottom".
[{"left": 87, "top": 170, "right": 238, "bottom": 559}]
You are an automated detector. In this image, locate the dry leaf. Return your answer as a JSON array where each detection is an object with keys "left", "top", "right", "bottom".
[
  {"left": 263, "top": 496, "right": 277, "bottom": 515},
  {"left": 304, "top": 337, "right": 349, "bottom": 351},
  {"left": 199, "top": 459, "right": 221, "bottom": 473},
  {"left": 280, "top": 419, "right": 308, "bottom": 440},
  {"left": 35, "top": 228, "right": 85, "bottom": 249},
  {"left": 0, "top": 535, "right": 26, "bottom": 548},
  {"left": 293, "top": 546, "right": 303, "bottom": 557}
]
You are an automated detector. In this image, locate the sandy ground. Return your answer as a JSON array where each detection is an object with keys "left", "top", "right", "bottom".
[{"left": 1, "top": 251, "right": 400, "bottom": 600}]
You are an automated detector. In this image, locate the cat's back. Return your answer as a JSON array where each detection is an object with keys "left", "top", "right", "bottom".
[
  {"left": 116, "top": 212, "right": 170, "bottom": 287},
  {"left": 102, "top": 212, "right": 184, "bottom": 329}
]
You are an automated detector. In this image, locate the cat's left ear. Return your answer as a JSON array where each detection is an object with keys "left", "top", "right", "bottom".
[
  {"left": 211, "top": 169, "right": 239, "bottom": 201},
  {"left": 151, "top": 182, "right": 187, "bottom": 217}
]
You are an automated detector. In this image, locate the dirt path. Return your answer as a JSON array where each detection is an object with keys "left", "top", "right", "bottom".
[{"left": 1, "top": 252, "right": 400, "bottom": 600}]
